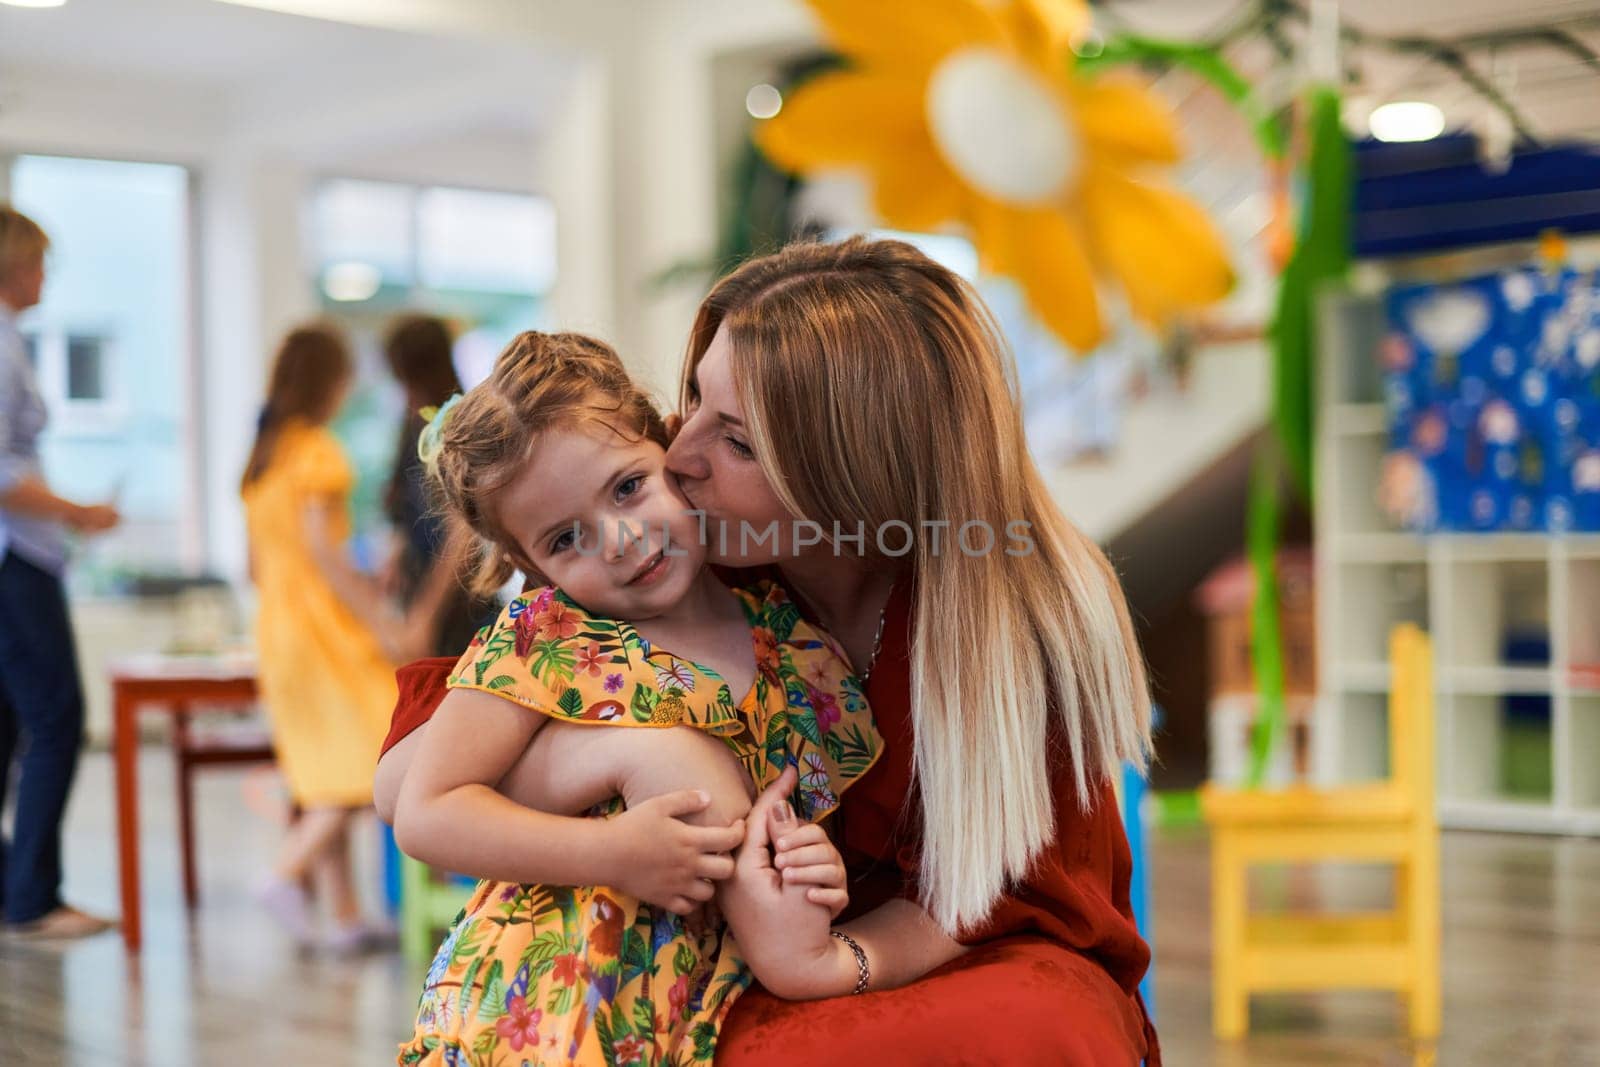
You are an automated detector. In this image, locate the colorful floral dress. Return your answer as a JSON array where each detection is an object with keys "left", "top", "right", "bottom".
[{"left": 399, "top": 579, "right": 881, "bottom": 1067}]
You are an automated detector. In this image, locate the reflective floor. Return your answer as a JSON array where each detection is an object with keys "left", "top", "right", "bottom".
[{"left": 3, "top": 749, "right": 1597, "bottom": 1065}]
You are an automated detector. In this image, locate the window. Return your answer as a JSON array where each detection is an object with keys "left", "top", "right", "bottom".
[
  {"left": 8, "top": 154, "right": 197, "bottom": 586},
  {"left": 65, "top": 333, "right": 107, "bottom": 401},
  {"left": 307, "top": 178, "right": 557, "bottom": 554},
  {"left": 15, "top": 328, "right": 118, "bottom": 412}
]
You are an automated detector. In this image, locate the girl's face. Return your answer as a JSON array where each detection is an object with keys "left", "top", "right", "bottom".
[
  {"left": 496, "top": 425, "right": 707, "bottom": 620},
  {"left": 665, "top": 324, "right": 798, "bottom": 565}
]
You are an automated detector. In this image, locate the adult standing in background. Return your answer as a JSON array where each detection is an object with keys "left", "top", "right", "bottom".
[
  {"left": 241, "top": 323, "right": 398, "bottom": 952},
  {"left": 380, "top": 315, "right": 498, "bottom": 659},
  {"left": 0, "top": 204, "right": 120, "bottom": 939}
]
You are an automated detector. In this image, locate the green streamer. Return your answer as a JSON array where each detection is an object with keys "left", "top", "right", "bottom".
[
  {"left": 1245, "top": 443, "right": 1288, "bottom": 784},
  {"left": 1271, "top": 87, "right": 1352, "bottom": 501},
  {"left": 1245, "top": 85, "right": 1352, "bottom": 786}
]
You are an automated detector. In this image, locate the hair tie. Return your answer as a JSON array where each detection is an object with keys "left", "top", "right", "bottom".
[{"left": 417, "top": 393, "right": 463, "bottom": 472}]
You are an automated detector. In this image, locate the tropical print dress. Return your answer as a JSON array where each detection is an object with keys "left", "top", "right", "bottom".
[{"left": 399, "top": 579, "right": 881, "bottom": 1067}]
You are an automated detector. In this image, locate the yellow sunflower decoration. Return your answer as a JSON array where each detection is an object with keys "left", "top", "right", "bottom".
[{"left": 756, "top": 0, "right": 1234, "bottom": 353}]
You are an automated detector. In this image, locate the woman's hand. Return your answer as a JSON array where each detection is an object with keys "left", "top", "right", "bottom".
[
  {"left": 772, "top": 812, "right": 849, "bottom": 918},
  {"left": 68, "top": 502, "right": 120, "bottom": 535},
  {"left": 605, "top": 790, "right": 746, "bottom": 916}
]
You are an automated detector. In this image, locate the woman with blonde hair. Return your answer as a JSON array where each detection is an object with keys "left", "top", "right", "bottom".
[
  {"left": 242, "top": 323, "right": 399, "bottom": 952},
  {"left": 378, "top": 236, "right": 1157, "bottom": 1063}
]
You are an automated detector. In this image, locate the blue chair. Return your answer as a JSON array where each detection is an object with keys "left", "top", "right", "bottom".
[{"left": 1122, "top": 761, "right": 1154, "bottom": 1018}]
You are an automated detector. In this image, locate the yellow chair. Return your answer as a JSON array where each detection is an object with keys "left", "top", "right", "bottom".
[{"left": 1201, "top": 623, "right": 1440, "bottom": 1040}]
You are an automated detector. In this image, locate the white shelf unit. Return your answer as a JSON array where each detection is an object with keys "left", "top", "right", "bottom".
[{"left": 1315, "top": 290, "right": 1600, "bottom": 836}]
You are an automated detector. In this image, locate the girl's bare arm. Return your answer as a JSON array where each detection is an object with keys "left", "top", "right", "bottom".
[{"left": 391, "top": 689, "right": 746, "bottom": 912}]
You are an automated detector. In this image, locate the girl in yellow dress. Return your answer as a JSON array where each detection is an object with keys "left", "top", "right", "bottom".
[
  {"left": 241, "top": 324, "right": 399, "bottom": 951},
  {"left": 391, "top": 331, "right": 880, "bottom": 1065}
]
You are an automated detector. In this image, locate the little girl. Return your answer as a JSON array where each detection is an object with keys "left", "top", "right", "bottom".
[{"left": 391, "top": 331, "right": 881, "bottom": 1065}]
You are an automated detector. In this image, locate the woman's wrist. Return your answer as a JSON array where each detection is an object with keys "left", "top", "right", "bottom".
[
  {"left": 795, "top": 929, "right": 864, "bottom": 1000},
  {"left": 830, "top": 929, "right": 871, "bottom": 995}
]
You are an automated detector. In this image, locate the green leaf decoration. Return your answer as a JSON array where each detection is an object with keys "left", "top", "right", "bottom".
[
  {"left": 528, "top": 929, "right": 566, "bottom": 962},
  {"left": 673, "top": 941, "right": 697, "bottom": 978},
  {"left": 631, "top": 683, "right": 660, "bottom": 722},
  {"left": 558, "top": 687, "right": 585, "bottom": 717},
  {"left": 632, "top": 997, "right": 656, "bottom": 1036},
  {"left": 450, "top": 921, "right": 484, "bottom": 967},
  {"left": 476, "top": 960, "right": 505, "bottom": 1023},
  {"left": 691, "top": 1020, "right": 718, "bottom": 1061},
  {"left": 530, "top": 641, "right": 576, "bottom": 686},
  {"left": 790, "top": 709, "right": 822, "bottom": 746},
  {"left": 766, "top": 599, "right": 800, "bottom": 640},
  {"left": 486, "top": 675, "right": 518, "bottom": 692},
  {"left": 455, "top": 954, "right": 484, "bottom": 1018},
  {"left": 621, "top": 927, "right": 651, "bottom": 979},
  {"left": 547, "top": 983, "right": 574, "bottom": 1015}
]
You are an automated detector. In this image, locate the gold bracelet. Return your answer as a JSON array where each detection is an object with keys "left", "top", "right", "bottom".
[{"left": 830, "top": 929, "right": 870, "bottom": 995}]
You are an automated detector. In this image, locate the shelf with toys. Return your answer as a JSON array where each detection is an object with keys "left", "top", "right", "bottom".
[{"left": 1315, "top": 233, "right": 1600, "bottom": 835}]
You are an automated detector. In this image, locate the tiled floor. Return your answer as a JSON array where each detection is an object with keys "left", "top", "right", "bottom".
[{"left": 3, "top": 748, "right": 1598, "bottom": 1065}]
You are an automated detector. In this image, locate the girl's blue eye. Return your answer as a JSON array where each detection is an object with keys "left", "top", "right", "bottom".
[
  {"left": 616, "top": 474, "right": 645, "bottom": 500},
  {"left": 550, "top": 525, "right": 578, "bottom": 554}
]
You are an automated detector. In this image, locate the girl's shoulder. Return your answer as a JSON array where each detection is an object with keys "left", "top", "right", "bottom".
[
  {"left": 445, "top": 586, "right": 743, "bottom": 734},
  {"left": 729, "top": 577, "right": 809, "bottom": 642},
  {"left": 732, "top": 578, "right": 884, "bottom": 823},
  {"left": 732, "top": 577, "right": 856, "bottom": 670}
]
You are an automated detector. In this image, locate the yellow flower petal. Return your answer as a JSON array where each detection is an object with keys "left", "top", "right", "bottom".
[
  {"left": 1071, "top": 75, "right": 1182, "bottom": 165},
  {"left": 974, "top": 202, "right": 1104, "bottom": 353},
  {"left": 1008, "top": 0, "right": 1092, "bottom": 70},
  {"left": 1080, "top": 168, "right": 1234, "bottom": 325},
  {"left": 755, "top": 71, "right": 926, "bottom": 174},
  {"left": 806, "top": 0, "right": 1005, "bottom": 73},
  {"left": 871, "top": 142, "right": 968, "bottom": 233}
]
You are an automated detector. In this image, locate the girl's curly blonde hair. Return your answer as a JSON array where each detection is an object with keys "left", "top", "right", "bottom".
[{"left": 431, "top": 331, "right": 668, "bottom": 596}]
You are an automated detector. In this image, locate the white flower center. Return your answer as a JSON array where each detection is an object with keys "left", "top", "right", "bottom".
[{"left": 925, "top": 47, "right": 1078, "bottom": 204}]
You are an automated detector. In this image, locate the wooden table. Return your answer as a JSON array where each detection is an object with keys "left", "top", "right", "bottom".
[{"left": 110, "top": 653, "right": 263, "bottom": 953}]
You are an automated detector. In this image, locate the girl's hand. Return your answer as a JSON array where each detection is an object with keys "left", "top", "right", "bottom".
[
  {"left": 772, "top": 814, "right": 849, "bottom": 918},
  {"left": 607, "top": 790, "right": 745, "bottom": 916},
  {"left": 718, "top": 767, "right": 853, "bottom": 999}
]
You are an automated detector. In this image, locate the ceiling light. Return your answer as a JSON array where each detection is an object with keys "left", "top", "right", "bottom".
[
  {"left": 745, "top": 84, "right": 782, "bottom": 120},
  {"left": 1, "top": 0, "right": 69, "bottom": 7},
  {"left": 322, "top": 261, "right": 381, "bottom": 302},
  {"left": 1369, "top": 101, "right": 1445, "bottom": 143}
]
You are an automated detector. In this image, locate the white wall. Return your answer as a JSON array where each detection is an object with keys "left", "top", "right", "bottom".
[
  {"left": 221, "top": 0, "right": 817, "bottom": 394},
  {"left": 3, "top": 0, "right": 821, "bottom": 578}
]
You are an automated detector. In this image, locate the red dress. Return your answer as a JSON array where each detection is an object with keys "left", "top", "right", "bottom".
[{"left": 381, "top": 577, "right": 1158, "bottom": 1066}]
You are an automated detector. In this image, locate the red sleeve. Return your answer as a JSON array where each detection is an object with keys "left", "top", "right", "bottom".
[{"left": 379, "top": 656, "right": 456, "bottom": 759}]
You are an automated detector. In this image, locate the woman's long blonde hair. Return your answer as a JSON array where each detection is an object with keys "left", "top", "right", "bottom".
[{"left": 685, "top": 236, "right": 1151, "bottom": 934}]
